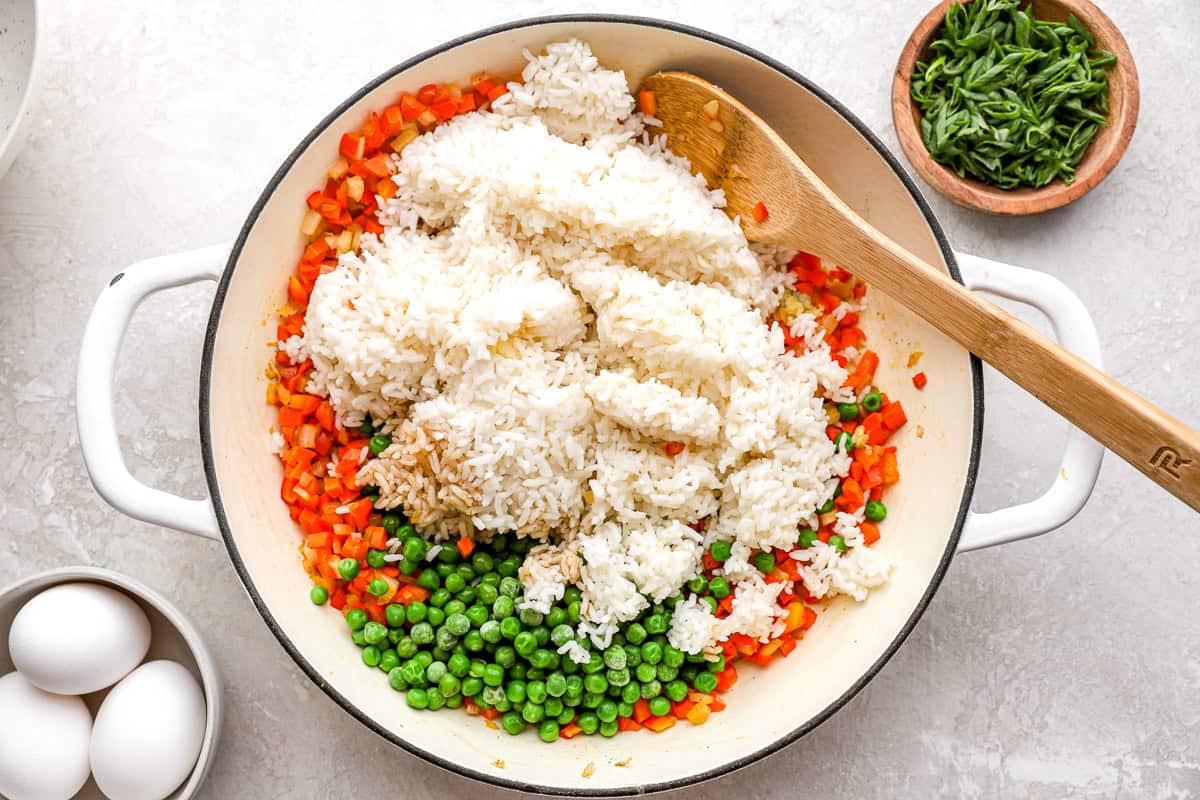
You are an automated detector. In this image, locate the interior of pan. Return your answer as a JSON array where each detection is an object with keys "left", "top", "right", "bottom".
[{"left": 201, "top": 16, "right": 981, "bottom": 796}]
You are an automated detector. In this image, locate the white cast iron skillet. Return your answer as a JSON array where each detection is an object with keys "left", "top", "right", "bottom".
[{"left": 75, "top": 16, "right": 1105, "bottom": 796}]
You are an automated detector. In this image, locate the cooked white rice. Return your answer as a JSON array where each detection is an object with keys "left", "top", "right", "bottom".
[{"left": 294, "top": 39, "right": 891, "bottom": 652}]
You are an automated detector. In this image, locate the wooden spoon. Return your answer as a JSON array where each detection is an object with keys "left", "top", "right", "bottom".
[{"left": 641, "top": 71, "right": 1200, "bottom": 512}]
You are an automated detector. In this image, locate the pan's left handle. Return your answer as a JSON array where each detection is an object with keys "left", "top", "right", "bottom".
[{"left": 76, "top": 244, "right": 232, "bottom": 540}]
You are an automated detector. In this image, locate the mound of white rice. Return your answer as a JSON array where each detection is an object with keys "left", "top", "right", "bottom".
[{"left": 293, "top": 40, "right": 891, "bottom": 652}]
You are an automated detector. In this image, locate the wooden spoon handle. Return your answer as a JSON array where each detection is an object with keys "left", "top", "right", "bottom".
[{"left": 840, "top": 217, "right": 1200, "bottom": 512}]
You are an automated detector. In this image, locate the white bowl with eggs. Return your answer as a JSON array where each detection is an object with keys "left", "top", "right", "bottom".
[{"left": 0, "top": 567, "right": 221, "bottom": 800}]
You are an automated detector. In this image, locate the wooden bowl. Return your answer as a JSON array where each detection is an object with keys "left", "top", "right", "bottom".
[{"left": 892, "top": 0, "right": 1139, "bottom": 215}]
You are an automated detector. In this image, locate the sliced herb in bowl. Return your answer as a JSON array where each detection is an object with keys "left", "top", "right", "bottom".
[{"left": 910, "top": 0, "right": 1116, "bottom": 190}]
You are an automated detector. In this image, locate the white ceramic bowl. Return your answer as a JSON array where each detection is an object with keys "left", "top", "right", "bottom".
[
  {"left": 0, "top": 0, "right": 41, "bottom": 181},
  {"left": 0, "top": 567, "right": 222, "bottom": 800},
  {"left": 75, "top": 16, "right": 1105, "bottom": 796}
]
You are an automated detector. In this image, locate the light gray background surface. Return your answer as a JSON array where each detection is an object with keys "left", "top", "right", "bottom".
[{"left": 1, "top": 1, "right": 1197, "bottom": 797}]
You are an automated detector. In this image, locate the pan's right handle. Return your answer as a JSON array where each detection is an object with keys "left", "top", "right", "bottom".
[
  {"left": 76, "top": 244, "right": 231, "bottom": 539},
  {"left": 955, "top": 253, "right": 1105, "bottom": 552}
]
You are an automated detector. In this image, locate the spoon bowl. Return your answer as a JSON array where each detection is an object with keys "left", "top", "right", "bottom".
[{"left": 642, "top": 70, "right": 1200, "bottom": 511}]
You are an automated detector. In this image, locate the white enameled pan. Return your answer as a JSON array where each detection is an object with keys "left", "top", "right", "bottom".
[{"left": 75, "top": 16, "right": 1104, "bottom": 796}]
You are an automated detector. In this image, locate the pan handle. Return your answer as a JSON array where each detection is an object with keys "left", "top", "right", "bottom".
[
  {"left": 76, "top": 244, "right": 231, "bottom": 540},
  {"left": 954, "top": 252, "right": 1105, "bottom": 552}
]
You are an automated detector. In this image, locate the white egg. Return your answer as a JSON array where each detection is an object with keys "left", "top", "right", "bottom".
[
  {"left": 9, "top": 582, "right": 151, "bottom": 695},
  {"left": 0, "top": 671, "right": 93, "bottom": 800},
  {"left": 90, "top": 660, "right": 206, "bottom": 800}
]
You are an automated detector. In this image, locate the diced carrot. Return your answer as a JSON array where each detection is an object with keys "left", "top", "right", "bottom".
[
  {"left": 861, "top": 521, "right": 881, "bottom": 545},
  {"left": 752, "top": 201, "right": 769, "bottom": 222},
  {"left": 863, "top": 466, "right": 884, "bottom": 489},
  {"left": 359, "top": 113, "right": 387, "bottom": 151},
  {"left": 671, "top": 699, "right": 695, "bottom": 719},
  {"left": 861, "top": 412, "right": 889, "bottom": 446},
  {"left": 364, "top": 599, "right": 386, "bottom": 624},
  {"left": 377, "top": 177, "right": 398, "bottom": 200},
  {"left": 306, "top": 532, "right": 330, "bottom": 549},
  {"left": 279, "top": 407, "right": 304, "bottom": 429},
  {"left": 633, "top": 699, "right": 652, "bottom": 724},
  {"left": 347, "top": 498, "right": 372, "bottom": 530},
  {"left": 431, "top": 97, "right": 458, "bottom": 121},
  {"left": 844, "top": 349, "right": 879, "bottom": 390},
  {"left": 912, "top": 371, "right": 927, "bottom": 389},
  {"left": 302, "top": 239, "right": 329, "bottom": 263},
  {"left": 729, "top": 633, "right": 758, "bottom": 656},
  {"left": 416, "top": 84, "right": 438, "bottom": 104},
  {"left": 779, "top": 635, "right": 798, "bottom": 656},
  {"left": 802, "top": 606, "right": 818, "bottom": 629},
  {"left": 714, "top": 666, "right": 739, "bottom": 692},
  {"left": 360, "top": 154, "right": 392, "bottom": 179},
  {"left": 364, "top": 526, "right": 387, "bottom": 550},
  {"left": 338, "top": 133, "right": 366, "bottom": 160},
  {"left": 664, "top": 441, "right": 685, "bottom": 456},
  {"left": 398, "top": 93, "right": 426, "bottom": 121},
  {"left": 486, "top": 84, "right": 509, "bottom": 102},
  {"left": 287, "top": 276, "right": 309, "bottom": 305},
  {"left": 617, "top": 717, "right": 642, "bottom": 732},
  {"left": 882, "top": 401, "right": 908, "bottom": 430},
  {"left": 381, "top": 105, "right": 405, "bottom": 136},
  {"left": 638, "top": 89, "right": 657, "bottom": 116},
  {"left": 645, "top": 716, "right": 676, "bottom": 733},
  {"left": 881, "top": 449, "right": 900, "bottom": 484},
  {"left": 836, "top": 478, "right": 864, "bottom": 512},
  {"left": 560, "top": 723, "right": 583, "bottom": 739},
  {"left": 752, "top": 639, "right": 783, "bottom": 666},
  {"left": 396, "top": 584, "right": 430, "bottom": 604},
  {"left": 783, "top": 601, "right": 806, "bottom": 633},
  {"left": 296, "top": 424, "right": 319, "bottom": 450},
  {"left": 315, "top": 402, "right": 335, "bottom": 431},
  {"left": 456, "top": 538, "right": 475, "bottom": 558},
  {"left": 763, "top": 567, "right": 788, "bottom": 584},
  {"left": 342, "top": 536, "right": 368, "bottom": 561}
]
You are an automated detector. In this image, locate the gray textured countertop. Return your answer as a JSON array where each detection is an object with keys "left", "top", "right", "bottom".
[{"left": 2, "top": 1, "right": 1197, "bottom": 797}]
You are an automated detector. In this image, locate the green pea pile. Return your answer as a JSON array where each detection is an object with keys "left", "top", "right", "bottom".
[{"left": 335, "top": 532, "right": 728, "bottom": 741}]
